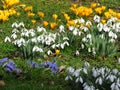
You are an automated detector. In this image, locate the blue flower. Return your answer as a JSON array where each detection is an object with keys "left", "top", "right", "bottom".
[
  {"left": 0, "top": 57, "right": 8, "bottom": 66},
  {"left": 27, "top": 60, "right": 38, "bottom": 68},
  {"left": 6, "top": 61, "right": 16, "bottom": 71},
  {"left": 4, "top": 67, "right": 11, "bottom": 72},
  {"left": 0, "top": 58, "right": 22, "bottom": 73},
  {"left": 40, "top": 62, "right": 48, "bottom": 68},
  {"left": 40, "top": 59, "right": 59, "bottom": 74},
  {"left": 50, "top": 61, "right": 59, "bottom": 74}
]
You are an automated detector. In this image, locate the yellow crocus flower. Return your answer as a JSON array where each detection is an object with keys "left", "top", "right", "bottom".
[
  {"left": 91, "top": 3, "right": 97, "bottom": 9},
  {"left": 52, "top": 14, "right": 58, "bottom": 20},
  {"left": 43, "top": 21, "right": 48, "bottom": 27},
  {"left": 50, "top": 22, "right": 57, "bottom": 29},
  {"left": 27, "top": 12, "right": 35, "bottom": 17},
  {"left": 38, "top": 11, "right": 44, "bottom": 18},
  {"left": 101, "top": 19, "right": 106, "bottom": 24},
  {"left": 31, "top": 20, "right": 36, "bottom": 25},
  {"left": 24, "top": 6, "right": 33, "bottom": 12},
  {"left": 55, "top": 49, "right": 60, "bottom": 55},
  {"left": 104, "top": 12, "right": 111, "bottom": 19}
]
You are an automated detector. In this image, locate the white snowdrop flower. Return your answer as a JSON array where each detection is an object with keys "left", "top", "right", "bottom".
[
  {"left": 114, "top": 33, "right": 117, "bottom": 39},
  {"left": 88, "top": 48, "right": 91, "bottom": 52},
  {"left": 19, "top": 38, "right": 25, "bottom": 45},
  {"left": 99, "top": 34, "right": 104, "bottom": 39},
  {"left": 37, "top": 36, "right": 42, "bottom": 42},
  {"left": 83, "top": 84, "right": 91, "bottom": 90},
  {"left": 97, "top": 23, "right": 103, "bottom": 32},
  {"left": 12, "top": 28, "right": 19, "bottom": 33},
  {"left": 63, "top": 37, "right": 69, "bottom": 40},
  {"left": 75, "top": 50, "right": 79, "bottom": 56},
  {"left": 112, "top": 24, "right": 116, "bottom": 30},
  {"left": 65, "top": 76, "right": 69, "bottom": 81},
  {"left": 21, "top": 29, "right": 29, "bottom": 37},
  {"left": 56, "top": 44, "right": 60, "bottom": 48},
  {"left": 94, "top": 15, "right": 100, "bottom": 23},
  {"left": 42, "top": 39, "right": 45, "bottom": 44},
  {"left": 111, "top": 17, "right": 118, "bottom": 22},
  {"left": 32, "top": 46, "right": 43, "bottom": 53},
  {"left": 60, "top": 44, "right": 64, "bottom": 49},
  {"left": 106, "top": 74, "right": 116, "bottom": 82},
  {"left": 74, "top": 69, "right": 81, "bottom": 77},
  {"left": 73, "top": 28, "right": 78, "bottom": 35},
  {"left": 83, "top": 68, "right": 88, "bottom": 74},
  {"left": 31, "top": 38, "right": 37, "bottom": 43},
  {"left": 12, "top": 22, "right": 18, "bottom": 28},
  {"left": 111, "top": 83, "right": 120, "bottom": 90},
  {"left": 92, "top": 47, "right": 96, "bottom": 55},
  {"left": 90, "top": 86, "right": 96, "bottom": 90},
  {"left": 116, "top": 23, "right": 120, "bottom": 32},
  {"left": 47, "top": 50, "right": 52, "bottom": 55},
  {"left": 82, "top": 37, "right": 87, "bottom": 42},
  {"left": 37, "top": 27, "right": 46, "bottom": 32},
  {"left": 63, "top": 41, "right": 69, "bottom": 46},
  {"left": 11, "top": 33, "right": 17, "bottom": 39},
  {"left": 69, "top": 26, "right": 74, "bottom": 31},
  {"left": 32, "top": 46, "right": 39, "bottom": 52},
  {"left": 86, "top": 34, "right": 91, "bottom": 39},
  {"left": 59, "top": 25, "right": 65, "bottom": 33},
  {"left": 116, "top": 78, "right": 120, "bottom": 85},
  {"left": 103, "top": 26, "right": 110, "bottom": 32},
  {"left": 67, "top": 67, "right": 75, "bottom": 74},
  {"left": 4, "top": 36, "right": 11, "bottom": 42},
  {"left": 46, "top": 41, "right": 51, "bottom": 45},
  {"left": 84, "top": 62, "right": 90, "bottom": 67},
  {"left": 79, "top": 18, "right": 85, "bottom": 24},
  {"left": 92, "top": 68, "right": 98, "bottom": 78},
  {"left": 65, "top": 76, "right": 73, "bottom": 81},
  {"left": 95, "top": 77, "right": 103, "bottom": 85},
  {"left": 74, "top": 19, "right": 79, "bottom": 24},
  {"left": 108, "top": 31, "right": 114, "bottom": 37},
  {"left": 19, "top": 22, "right": 24, "bottom": 27},
  {"left": 109, "top": 38, "right": 115, "bottom": 43},
  {"left": 51, "top": 44, "right": 56, "bottom": 49},
  {"left": 76, "top": 76, "right": 83, "bottom": 83},
  {"left": 118, "top": 58, "right": 120, "bottom": 64},
  {"left": 78, "top": 31, "right": 82, "bottom": 36},
  {"left": 86, "top": 20, "right": 92, "bottom": 26},
  {"left": 112, "top": 69, "right": 118, "bottom": 75},
  {"left": 12, "top": 40, "right": 17, "bottom": 45},
  {"left": 29, "top": 29, "right": 35, "bottom": 37},
  {"left": 81, "top": 26, "right": 88, "bottom": 32},
  {"left": 81, "top": 44, "right": 84, "bottom": 49}
]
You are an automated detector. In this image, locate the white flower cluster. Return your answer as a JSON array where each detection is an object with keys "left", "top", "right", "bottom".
[
  {"left": 68, "top": 15, "right": 120, "bottom": 56},
  {"left": 4, "top": 22, "right": 69, "bottom": 57},
  {"left": 65, "top": 62, "right": 120, "bottom": 90}
]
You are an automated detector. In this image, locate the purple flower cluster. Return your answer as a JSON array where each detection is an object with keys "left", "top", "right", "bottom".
[
  {"left": 27, "top": 59, "right": 59, "bottom": 74},
  {"left": 0, "top": 57, "right": 58, "bottom": 74},
  {"left": 0, "top": 58, "right": 22, "bottom": 73}
]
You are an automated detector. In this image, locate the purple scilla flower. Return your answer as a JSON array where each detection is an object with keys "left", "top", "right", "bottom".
[
  {"left": 27, "top": 60, "right": 38, "bottom": 68},
  {"left": 6, "top": 61, "right": 16, "bottom": 71},
  {"left": 40, "top": 59, "right": 59, "bottom": 74},
  {"left": 40, "top": 62, "right": 48, "bottom": 68},
  {"left": 0, "top": 57, "right": 8, "bottom": 66},
  {"left": 50, "top": 61, "right": 59, "bottom": 74},
  {"left": 4, "top": 67, "right": 12, "bottom": 72}
]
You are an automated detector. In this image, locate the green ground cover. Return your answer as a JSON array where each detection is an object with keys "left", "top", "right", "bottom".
[{"left": 0, "top": 0, "right": 120, "bottom": 89}]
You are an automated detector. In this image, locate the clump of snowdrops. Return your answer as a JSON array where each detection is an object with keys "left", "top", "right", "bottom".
[
  {"left": 4, "top": 22, "right": 69, "bottom": 59},
  {"left": 65, "top": 61, "right": 120, "bottom": 90}
]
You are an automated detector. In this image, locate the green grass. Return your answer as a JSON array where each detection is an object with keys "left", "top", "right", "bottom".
[{"left": 0, "top": 0, "right": 120, "bottom": 89}]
